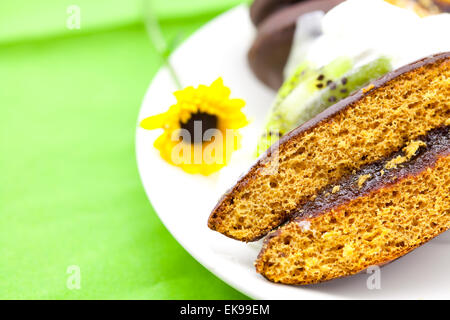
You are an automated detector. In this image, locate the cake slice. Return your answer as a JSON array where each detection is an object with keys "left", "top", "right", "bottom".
[
  {"left": 208, "top": 52, "right": 449, "bottom": 242},
  {"left": 256, "top": 125, "right": 449, "bottom": 284}
]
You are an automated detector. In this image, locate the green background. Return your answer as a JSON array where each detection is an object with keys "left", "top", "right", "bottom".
[{"left": 1, "top": 0, "right": 250, "bottom": 299}]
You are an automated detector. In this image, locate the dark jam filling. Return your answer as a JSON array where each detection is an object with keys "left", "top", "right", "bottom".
[
  {"left": 294, "top": 125, "right": 450, "bottom": 220},
  {"left": 180, "top": 112, "right": 218, "bottom": 144}
]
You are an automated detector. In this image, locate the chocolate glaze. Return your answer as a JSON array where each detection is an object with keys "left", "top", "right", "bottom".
[
  {"left": 433, "top": 0, "right": 450, "bottom": 12},
  {"left": 208, "top": 52, "right": 450, "bottom": 241},
  {"left": 250, "top": 0, "right": 304, "bottom": 26},
  {"left": 258, "top": 126, "right": 449, "bottom": 280},
  {"left": 248, "top": 0, "right": 343, "bottom": 90},
  {"left": 294, "top": 125, "right": 449, "bottom": 221}
]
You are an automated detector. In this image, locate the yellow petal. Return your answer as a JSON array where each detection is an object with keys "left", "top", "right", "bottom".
[
  {"left": 140, "top": 77, "right": 249, "bottom": 176},
  {"left": 140, "top": 113, "right": 170, "bottom": 130}
]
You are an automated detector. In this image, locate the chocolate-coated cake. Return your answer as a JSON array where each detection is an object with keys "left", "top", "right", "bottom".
[{"left": 208, "top": 52, "right": 450, "bottom": 242}]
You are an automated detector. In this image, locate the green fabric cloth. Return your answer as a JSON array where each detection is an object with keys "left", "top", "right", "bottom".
[{"left": 1, "top": 0, "right": 250, "bottom": 299}]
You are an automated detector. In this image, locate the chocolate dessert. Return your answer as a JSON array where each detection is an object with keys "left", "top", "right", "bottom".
[
  {"left": 208, "top": 52, "right": 449, "bottom": 242},
  {"left": 256, "top": 126, "right": 449, "bottom": 284}
]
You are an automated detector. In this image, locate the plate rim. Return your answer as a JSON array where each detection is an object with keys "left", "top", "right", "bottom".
[{"left": 135, "top": 5, "right": 262, "bottom": 300}]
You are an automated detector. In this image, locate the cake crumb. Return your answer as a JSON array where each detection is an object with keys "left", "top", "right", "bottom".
[
  {"left": 298, "top": 220, "right": 311, "bottom": 232},
  {"left": 362, "top": 83, "right": 375, "bottom": 93},
  {"left": 385, "top": 140, "right": 426, "bottom": 169},
  {"left": 332, "top": 185, "right": 340, "bottom": 194},
  {"left": 322, "top": 230, "right": 340, "bottom": 240},
  {"left": 342, "top": 244, "right": 355, "bottom": 257},
  {"left": 385, "top": 155, "right": 406, "bottom": 169},
  {"left": 358, "top": 174, "right": 372, "bottom": 188},
  {"left": 305, "top": 257, "right": 319, "bottom": 267},
  {"left": 404, "top": 140, "right": 426, "bottom": 158}
]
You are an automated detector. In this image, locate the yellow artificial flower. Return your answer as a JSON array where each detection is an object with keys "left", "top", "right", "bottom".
[{"left": 140, "top": 78, "right": 248, "bottom": 175}]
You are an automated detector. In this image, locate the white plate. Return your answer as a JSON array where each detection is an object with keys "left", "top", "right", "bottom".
[{"left": 136, "top": 5, "right": 450, "bottom": 299}]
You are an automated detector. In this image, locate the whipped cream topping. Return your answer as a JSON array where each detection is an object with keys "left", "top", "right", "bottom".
[{"left": 285, "top": 0, "right": 450, "bottom": 77}]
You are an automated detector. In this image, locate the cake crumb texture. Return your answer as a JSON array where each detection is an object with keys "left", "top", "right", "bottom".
[
  {"left": 208, "top": 55, "right": 449, "bottom": 242},
  {"left": 256, "top": 154, "right": 450, "bottom": 284},
  {"left": 385, "top": 140, "right": 427, "bottom": 169},
  {"left": 357, "top": 174, "right": 372, "bottom": 188},
  {"left": 331, "top": 185, "right": 340, "bottom": 193}
]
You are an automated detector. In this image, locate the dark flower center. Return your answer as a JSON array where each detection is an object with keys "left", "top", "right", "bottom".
[{"left": 180, "top": 112, "right": 218, "bottom": 144}]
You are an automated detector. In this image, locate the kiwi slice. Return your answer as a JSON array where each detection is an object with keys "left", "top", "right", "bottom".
[
  {"left": 257, "top": 57, "right": 353, "bottom": 155},
  {"left": 256, "top": 56, "right": 392, "bottom": 156},
  {"left": 292, "top": 56, "right": 392, "bottom": 128}
]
